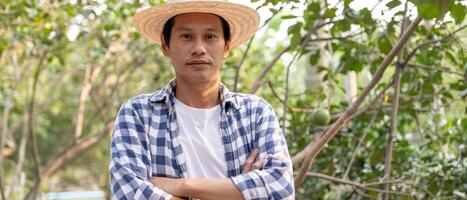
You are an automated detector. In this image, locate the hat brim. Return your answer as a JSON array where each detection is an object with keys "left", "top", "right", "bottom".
[{"left": 135, "top": 1, "right": 260, "bottom": 49}]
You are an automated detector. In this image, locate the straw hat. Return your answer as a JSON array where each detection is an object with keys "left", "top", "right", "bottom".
[{"left": 135, "top": 0, "right": 260, "bottom": 49}]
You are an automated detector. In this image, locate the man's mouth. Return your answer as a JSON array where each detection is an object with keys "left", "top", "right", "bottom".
[{"left": 186, "top": 60, "right": 211, "bottom": 65}]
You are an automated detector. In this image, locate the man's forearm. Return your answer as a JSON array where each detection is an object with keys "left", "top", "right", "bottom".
[{"left": 152, "top": 177, "right": 244, "bottom": 200}]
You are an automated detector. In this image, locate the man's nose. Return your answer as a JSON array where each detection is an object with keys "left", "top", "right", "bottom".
[{"left": 190, "top": 38, "right": 207, "bottom": 56}]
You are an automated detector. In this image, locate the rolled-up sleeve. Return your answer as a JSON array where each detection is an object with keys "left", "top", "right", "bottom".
[
  {"left": 109, "top": 101, "right": 173, "bottom": 200},
  {"left": 231, "top": 102, "right": 295, "bottom": 200}
]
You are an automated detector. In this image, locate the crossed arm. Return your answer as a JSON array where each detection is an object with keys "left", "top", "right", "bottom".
[{"left": 152, "top": 149, "right": 265, "bottom": 200}]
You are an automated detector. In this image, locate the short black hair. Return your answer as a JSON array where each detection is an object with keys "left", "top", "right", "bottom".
[{"left": 162, "top": 14, "right": 231, "bottom": 47}]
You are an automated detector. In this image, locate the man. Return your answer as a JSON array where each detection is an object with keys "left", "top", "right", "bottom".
[{"left": 109, "top": 1, "right": 294, "bottom": 199}]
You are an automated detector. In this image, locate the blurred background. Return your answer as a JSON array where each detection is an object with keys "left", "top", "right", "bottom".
[{"left": 0, "top": 0, "right": 466, "bottom": 199}]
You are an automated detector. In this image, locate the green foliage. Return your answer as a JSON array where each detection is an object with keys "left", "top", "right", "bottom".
[{"left": 450, "top": 2, "right": 466, "bottom": 24}]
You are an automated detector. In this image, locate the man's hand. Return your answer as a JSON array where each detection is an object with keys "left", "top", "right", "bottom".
[
  {"left": 242, "top": 148, "right": 266, "bottom": 174},
  {"left": 152, "top": 177, "right": 244, "bottom": 200},
  {"left": 151, "top": 148, "right": 265, "bottom": 199},
  {"left": 151, "top": 176, "right": 186, "bottom": 197}
]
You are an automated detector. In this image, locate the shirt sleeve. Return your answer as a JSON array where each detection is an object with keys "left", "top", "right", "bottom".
[
  {"left": 230, "top": 101, "right": 295, "bottom": 200},
  {"left": 109, "top": 101, "right": 174, "bottom": 200}
]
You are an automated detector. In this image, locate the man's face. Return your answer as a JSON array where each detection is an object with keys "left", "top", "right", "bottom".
[{"left": 162, "top": 13, "right": 230, "bottom": 84}]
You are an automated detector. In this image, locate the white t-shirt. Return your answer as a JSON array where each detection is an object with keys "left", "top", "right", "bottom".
[{"left": 174, "top": 98, "right": 228, "bottom": 178}]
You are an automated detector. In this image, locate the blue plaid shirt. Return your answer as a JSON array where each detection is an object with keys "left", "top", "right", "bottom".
[{"left": 109, "top": 80, "right": 295, "bottom": 199}]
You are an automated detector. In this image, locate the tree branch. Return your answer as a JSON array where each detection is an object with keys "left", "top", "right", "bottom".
[
  {"left": 408, "top": 63, "right": 464, "bottom": 77},
  {"left": 41, "top": 119, "right": 114, "bottom": 182},
  {"left": 74, "top": 63, "right": 103, "bottom": 139},
  {"left": 383, "top": 3, "right": 408, "bottom": 198},
  {"left": 292, "top": 78, "right": 393, "bottom": 165},
  {"left": 342, "top": 109, "right": 380, "bottom": 180},
  {"left": 233, "top": 35, "right": 255, "bottom": 92},
  {"left": 25, "top": 49, "right": 48, "bottom": 199},
  {"left": 233, "top": 6, "right": 285, "bottom": 92},
  {"left": 0, "top": 45, "right": 20, "bottom": 199},
  {"left": 298, "top": 172, "right": 413, "bottom": 196},
  {"left": 282, "top": 39, "right": 306, "bottom": 133},
  {"left": 307, "top": 30, "right": 364, "bottom": 42},
  {"left": 383, "top": 64, "right": 401, "bottom": 199},
  {"left": 248, "top": 44, "right": 292, "bottom": 94},
  {"left": 293, "top": 16, "right": 422, "bottom": 189},
  {"left": 248, "top": 21, "right": 349, "bottom": 94},
  {"left": 401, "top": 24, "right": 467, "bottom": 68},
  {"left": 266, "top": 81, "right": 294, "bottom": 117}
]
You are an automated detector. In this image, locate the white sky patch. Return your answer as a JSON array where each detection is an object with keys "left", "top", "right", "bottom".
[
  {"left": 48, "top": 31, "right": 57, "bottom": 40},
  {"left": 66, "top": 24, "right": 80, "bottom": 41}
]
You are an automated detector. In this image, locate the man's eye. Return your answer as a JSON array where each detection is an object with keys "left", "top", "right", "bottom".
[
  {"left": 206, "top": 34, "right": 217, "bottom": 40},
  {"left": 180, "top": 34, "right": 191, "bottom": 39}
]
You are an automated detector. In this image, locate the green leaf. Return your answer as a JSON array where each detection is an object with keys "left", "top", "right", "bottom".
[
  {"left": 422, "top": 83, "right": 434, "bottom": 94},
  {"left": 377, "top": 33, "right": 392, "bottom": 55},
  {"left": 308, "top": 2, "right": 320, "bottom": 12},
  {"left": 290, "top": 33, "right": 302, "bottom": 50},
  {"left": 334, "top": 20, "right": 351, "bottom": 33},
  {"left": 445, "top": 50, "right": 458, "bottom": 65},
  {"left": 287, "top": 22, "right": 302, "bottom": 35},
  {"left": 324, "top": 8, "right": 336, "bottom": 18},
  {"left": 268, "top": 18, "right": 281, "bottom": 32},
  {"left": 450, "top": 3, "right": 466, "bottom": 24},
  {"left": 418, "top": 3, "right": 440, "bottom": 19},
  {"left": 0, "top": 36, "right": 8, "bottom": 56},
  {"left": 343, "top": 0, "right": 351, "bottom": 7},
  {"left": 359, "top": 8, "right": 374, "bottom": 24},
  {"left": 269, "top": 8, "right": 279, "bottom": 14},
  {"left": 386, "top": 0, "right": 401, "bottom": 9},
  {"left": 309, "top": 50, "right": 320, "bottom": 65},
  {"left": 281, "top": 15, "right": 296, "bottom": 19},
  {"left": 432, "top": 71, "right": 442, "bottom": 83},
  {"left": 417, "top": 0, "right": 450, "bottom": 19},
  {"left": 288, "top": 22, "right": 303, "bottom": 49}
]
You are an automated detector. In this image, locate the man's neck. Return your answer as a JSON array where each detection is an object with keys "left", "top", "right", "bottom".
[{"left": 174, "top": 79, "right": 220, "bottom": 109}]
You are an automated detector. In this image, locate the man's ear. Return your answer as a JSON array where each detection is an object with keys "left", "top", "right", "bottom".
[
  {"left": 161, "top": 35, "right": 169, "bottom": 56},
  {"left": 223, "top": 41, "right": 231, "bottom": 58}
]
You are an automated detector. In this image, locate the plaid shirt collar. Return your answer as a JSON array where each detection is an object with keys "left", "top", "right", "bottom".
[{"left": 148, "top": 79, "right": 240, "bottom": 112}]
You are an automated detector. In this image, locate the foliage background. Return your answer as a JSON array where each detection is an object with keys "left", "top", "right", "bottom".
[{"left": 0, "top": 0, "right": 466, "bottom": 199}]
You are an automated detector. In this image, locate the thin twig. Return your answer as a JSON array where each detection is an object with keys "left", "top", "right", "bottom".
[
  {"left": 408, "top": 63, "right": 464, "bottom": 76},
  {"left": 342, "top": 109, "right": 380, "bottom": 180},
  {"left": 353, "top": 186, "right": 376, "bottom": 199},
  {"left": 383, "top": 3, "right": 408, "bottom": 198},
  {"left": 383, "top": 63, "right": 401, "bottom": 199},
  {"left": 87, "top": 56, "right": 143, "bottom": 126},
  {"left": 307, "top": 30, "right": 364, "bottom": 42},
  {"left": 233, "top": 35, "right": 255, "bottom": 92},
  {"left": 282, "top": 40, "right": 306, "bottom": 134},
  {"left": 249, "top": 22, "right": 351, "bottom": 94},
  {"left": 24, "top": 49, "right": 48, "bottom": 199},
  {"left": 248, "top": 44, "right": 292, "bottom": 94},
  {"left": 233, "top": 5, "right": 285, "bottom": 91},
  {"left": 0, "top": 45, "right": 20, "bottom": 199},
  {"left": 266, "top": 81, "right": 294, "bottom": 117},
  {"left": 8, "top": 114, "right": 28, "bottom": 199},
  {"left": 257, "top": 4, "right": 286, "bottom": 31},
  {"left": 298, "top": 172, "right": 413, "bottom": 196},
  {"left": 401, "top": 24, "right": 467, "bottom": 68}
]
